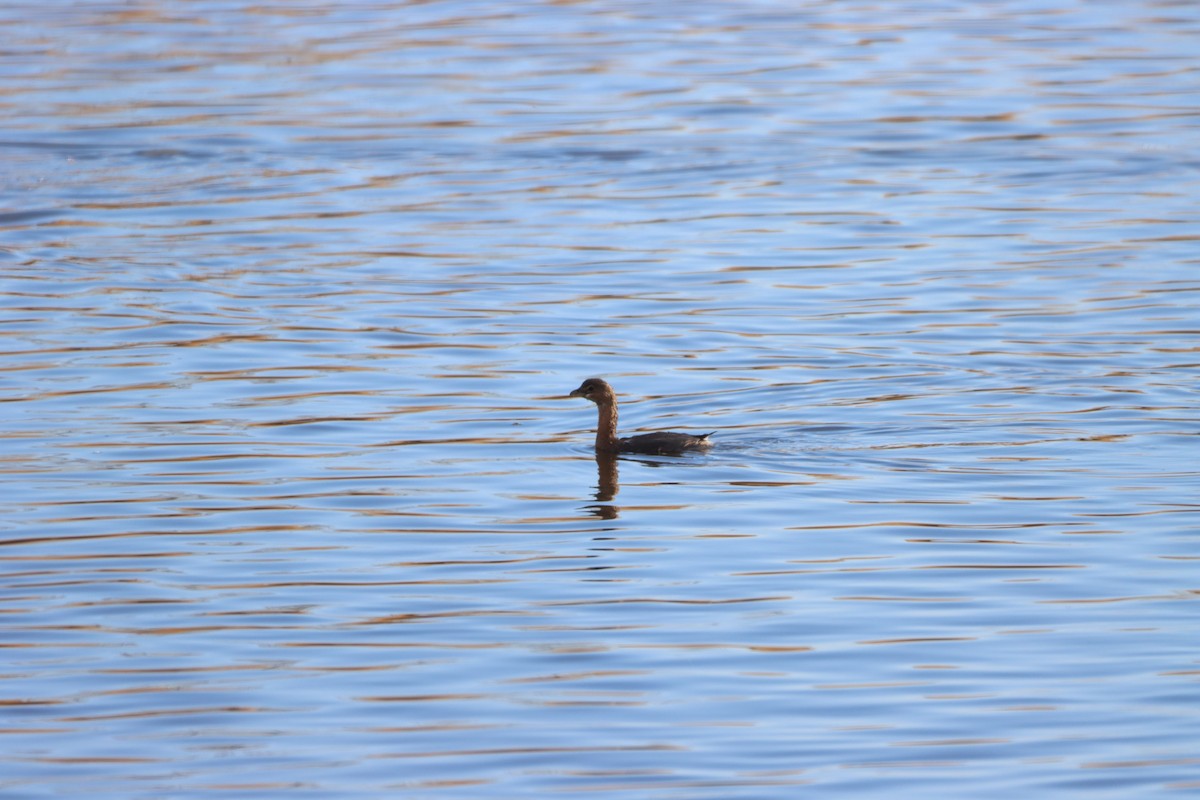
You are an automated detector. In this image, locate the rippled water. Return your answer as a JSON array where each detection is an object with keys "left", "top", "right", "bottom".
[{"left": 2, "top": 1, "right": 1198, "bottom": 797}]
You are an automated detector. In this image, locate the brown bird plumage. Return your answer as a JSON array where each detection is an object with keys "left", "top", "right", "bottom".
[{"left": 569, "top": 377, "right": 713, "bottom": 456}]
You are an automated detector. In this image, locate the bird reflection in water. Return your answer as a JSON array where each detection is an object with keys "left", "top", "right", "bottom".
[
  {"left": 568, "top": 378, "right": 713, "bottom": 519},
  {"left": 583, "top": 450, "right": 621, "bottom": 519}
]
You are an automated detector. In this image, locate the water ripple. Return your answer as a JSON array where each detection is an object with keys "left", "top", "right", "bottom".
[{"left": 1, "top": 1, "right": 1198, "bottom": 797}]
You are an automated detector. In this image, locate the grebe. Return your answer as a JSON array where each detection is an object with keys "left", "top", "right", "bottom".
[{"left": 569, "top": 377, "right": 713, "bottom": 456}]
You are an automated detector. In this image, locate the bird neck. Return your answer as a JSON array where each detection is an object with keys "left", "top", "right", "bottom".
[{"left": 594, "top": 398, "right": 620, "bottom": 452}]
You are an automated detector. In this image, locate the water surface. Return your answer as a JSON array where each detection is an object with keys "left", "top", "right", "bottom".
[{"left": 2, "top": 1, "right": 1198, "bottom": 797}]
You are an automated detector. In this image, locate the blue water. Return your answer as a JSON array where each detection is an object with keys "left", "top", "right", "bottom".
[{"left": 2, "top": 1, "right": 1198, "bottom": 797}]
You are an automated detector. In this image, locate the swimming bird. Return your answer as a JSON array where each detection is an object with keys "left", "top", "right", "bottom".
[{"left": 569, "top": 377, "right": 713, "bottom": 456}]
